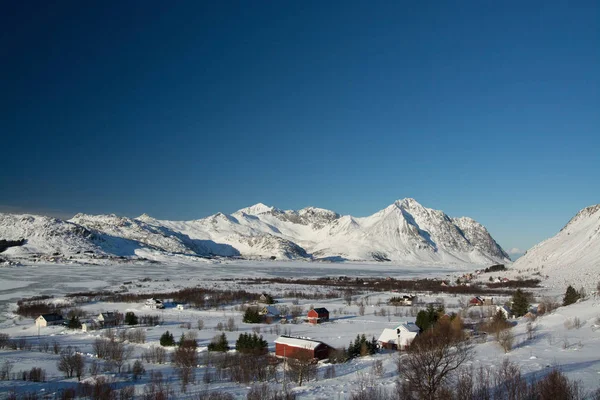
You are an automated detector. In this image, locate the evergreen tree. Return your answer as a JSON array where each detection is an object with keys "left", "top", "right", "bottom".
[
  {"left": 208, "top": 333, "right": 229, "bottom": 352},
  {"left": 416, "top": 310, "right": 430, "bottom": 331},
  {"left": 235, "top": 333, "right": 267, "bottom": 354},
  {"left": 243, "top": 308, "right": 262, "bottom": 323},
  {"left": 67, "top": 316, "right": 81, "bottom": 329},
  {"left": 160, "top": 331, "right": 175, "bottom": 347},
  {"left": 511, "top": 289, "right": 529, "bottom": 317},
  {"left": 124, "top": 312, "right": 138, "bottom": 326},
  {"left": 124, "top": 312, "right": 134, "bottom": 325},
  {"left": 563, "top": 285, "right": 580, "bottom": 306}
]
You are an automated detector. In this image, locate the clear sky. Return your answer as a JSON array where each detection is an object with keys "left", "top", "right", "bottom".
[{"left": 1, "top": 1, "right": 598, "bottom": 255}]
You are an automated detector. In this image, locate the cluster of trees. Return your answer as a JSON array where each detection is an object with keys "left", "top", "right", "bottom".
[
  {"left": 235, "top": 333, "right": 268, "bottom": 355},
  {"left": 57, "top": 346, "right": 86, "bottom": 381},
  {"left": 415, "top": 303, "right": 445, "bottom": 331},
  {"left": 346, "top": 334, "right": 378, "bottom": 359},
  {"left": 93, "top": 333, "right": 133, "bottom": 374},
  {"left": 208, "top": 333, "right": 230, "bottom": 352},
  {"left": 483, "top": 264, "right": 506, "bottom": 273},
  {"left": 243, "top": 307, "right": 262, "bottom": 323}
]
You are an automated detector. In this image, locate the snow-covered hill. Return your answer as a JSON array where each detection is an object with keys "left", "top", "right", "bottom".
[
  {"left": 512, "top": 204, "right": 600, "bottom": 291},
  {"left": 0, "top": 199, "right": 509, "bottom": 264}
]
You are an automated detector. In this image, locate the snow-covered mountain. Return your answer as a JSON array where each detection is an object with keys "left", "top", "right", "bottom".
[
  {"left": 0, "top": 199, "right": 509, "bottom": 264},
  {"left": 512, "top": 204, "right": 600, "bottom": 290}
]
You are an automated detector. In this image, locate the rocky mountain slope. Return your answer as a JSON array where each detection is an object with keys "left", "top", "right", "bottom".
[
  {"left": 0, "top": 199, "right": 509, "bottom": 265},
  {"left": 512, "top": 204, "right": 600, "bottom": 290}
]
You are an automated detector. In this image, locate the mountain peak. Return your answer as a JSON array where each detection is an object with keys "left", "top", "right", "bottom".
[
  {"left": 136, "top": 213, "right": 154, "bottom": 222},
  {"left": 236, "top": 203, "right": 274, "bottom": 215},
  {"left": 394, "top": 198, "right": 424, "bottom": 209}
]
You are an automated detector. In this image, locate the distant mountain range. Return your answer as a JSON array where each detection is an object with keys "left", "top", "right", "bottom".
[
  {"left": 0, "top": 199, "right": 509, "bottom": 265},
  {"left": 512, "top": 204, "right": 600, "bottom": 290}
]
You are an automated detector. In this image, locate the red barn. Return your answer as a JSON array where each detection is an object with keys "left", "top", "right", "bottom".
[
  {"left": 274, "top": 336, "right": 332, "bottom": 361},
  {"left": 307, "top": 307, "right": 329, "bottom": 324}
]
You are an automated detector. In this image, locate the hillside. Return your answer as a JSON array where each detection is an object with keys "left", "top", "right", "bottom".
[{"left": 512, "top": 204, "right": 600, "bottom": 291}]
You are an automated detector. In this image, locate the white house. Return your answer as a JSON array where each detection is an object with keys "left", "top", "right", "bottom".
[
  {"left": 145, "top": 298, "right": 165, "bottom": 309},
  {"left": 496, "top": 305, "right": 513, "bottom": 319},
  {"left": 377, "top": 322, "right": 420, "bottom": 350},
  {"left": 35, "top": 313, "right": 64, "bottom": 328}
]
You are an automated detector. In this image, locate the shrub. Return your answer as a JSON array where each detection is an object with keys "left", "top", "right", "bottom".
[
  {"left": 124, "top": 312, "right": 138, "bottom": 325},
  {"left": 563, "top": 285, "right": 580, "bottom": 306},
  {"left": 159, "top": 331, "right": 175, "bottom": 347}
]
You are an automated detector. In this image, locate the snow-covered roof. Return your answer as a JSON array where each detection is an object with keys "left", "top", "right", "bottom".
[
  {"left": 275, "top": 336, "right": 324, "bottom": 350},
  {"left": 395, "top": 322, "right": 420, "bottom": 333},
  {"left": 377, "top": 328, "right": 418, "bottom": 347}
]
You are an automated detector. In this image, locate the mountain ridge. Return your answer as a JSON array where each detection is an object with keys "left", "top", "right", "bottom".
[{"left": 0, "top": 199, "right": 509, "bottom": 265}]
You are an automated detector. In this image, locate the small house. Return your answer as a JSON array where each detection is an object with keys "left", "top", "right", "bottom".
[
  {"left": 496, "top": 305, "right": 513, "bottom": 320},
  {"left": 98, "top": 312, "right": 117, "bottom": 327},
  {"left": 274, "top": 336, "right": 333, "bottom": 360},
  {"left": 145, "top": 298, "right": 165, "bottom": 309},
  {"left": 35, "top": 313, "right": 64, "bottom": 328},
  {"left": 469, "top": 296, "right": 493, "bottom": 306},
  {"left": 307, "top": 308, "right": 329, "bottom": 324},
  {"left": 377, "top": 322, "right": 420, "bottom": 350},
  {"left": 260, "top": 305, "right": 280, "bottom": 318}
]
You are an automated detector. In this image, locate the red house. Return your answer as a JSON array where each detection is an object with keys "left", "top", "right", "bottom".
[
  {"left": 307, "top": 307, "right": 329, "bottom": 324},
  {"left": 274, "top": 336, "right": 332, "bottom": 360}
]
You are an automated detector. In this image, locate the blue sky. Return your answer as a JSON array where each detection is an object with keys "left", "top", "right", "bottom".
[{"left": 1, "top": 1, "right": 598, "bottom": 254}]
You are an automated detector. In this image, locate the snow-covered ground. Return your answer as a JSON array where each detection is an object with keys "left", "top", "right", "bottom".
[{"left": 0, "top": 260, "right": 599, "bottom": 399}]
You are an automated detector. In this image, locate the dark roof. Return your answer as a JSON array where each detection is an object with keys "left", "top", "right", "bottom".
[
  {"left": 41, "top": 313, "right": 63, "bottom": 321},
  {"left": 312, "top": 307, "right": 329, "bottom": 314}
]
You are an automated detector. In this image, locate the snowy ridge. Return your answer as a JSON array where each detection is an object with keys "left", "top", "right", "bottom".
[
  {"left": 0, "top": 199, "right": 510, "bottom": 264},
  {"left": 512, "top": 204, "right": 600, "bottom": 290}
]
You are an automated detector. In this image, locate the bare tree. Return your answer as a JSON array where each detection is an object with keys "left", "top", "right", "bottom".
[
  {"left": 397, "top": 319, "right": 474, "bottom": 400},
  {"left": 57, "top": 346, "right": 85, "bottom": 380},
  {"left": 286, "top": 352, "right": 317, "bottom": 386},
  {"left": 172, "top": 339, "right": 198, "bottom": 392},
  {"left": 110, "top": 341, "right": 133, "bottom": 374},
  {"left": 526, "top": 322, "right": 536, "bottom": 340},
  {"left": 498, "top": 329, "right": 515, "bottom": 353}
]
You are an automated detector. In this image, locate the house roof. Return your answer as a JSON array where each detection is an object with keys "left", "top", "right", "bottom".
[
  {"left": 395, "top": 322, "right": 420, "bottom": 333},
  {"left": 311, "top": 307, "right": 329, "bottom": 314},
  {"left": 377, "top": 328, "right": 418, "bottom": 346},
  {"left": 263, "top": 306, "right": 280, "bottom": 316},
  {"left": 40, "top": 313, "right": 63, "bottom": 321},
  {"left": 275, "top": 336, "right": 325, "bottom": 350}
]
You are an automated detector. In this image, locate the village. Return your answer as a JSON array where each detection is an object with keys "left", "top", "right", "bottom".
[{"left": 1, "top": 263, "right": 578, "bottom": 400}]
